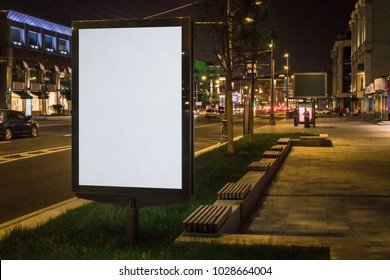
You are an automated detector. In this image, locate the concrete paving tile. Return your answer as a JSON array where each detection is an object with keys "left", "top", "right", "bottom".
[
  {"left": 331, "top": 245, "right": 375, "bottom": 260},
  {"left": 240, "top": 118, "right": 390, "bottom": 259}
]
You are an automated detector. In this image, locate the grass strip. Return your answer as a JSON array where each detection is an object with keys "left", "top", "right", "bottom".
[{"left": 0, "top": 133, "right": 329, "bottom": 259}]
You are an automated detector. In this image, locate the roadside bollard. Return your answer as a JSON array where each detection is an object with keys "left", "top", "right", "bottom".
[
  {"left": 294, "top": 115, "right": 298, "bottom": 126},
  {"left": 220, "top": 118, "right": 228, "bottom": 143},
  {"left": 293, "top": 109, "right": 298, "bottom": 126}
]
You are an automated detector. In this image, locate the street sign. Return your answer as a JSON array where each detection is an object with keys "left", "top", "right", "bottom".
[{"left": 72, "top": 18, "right": 193, "bottom": 207}]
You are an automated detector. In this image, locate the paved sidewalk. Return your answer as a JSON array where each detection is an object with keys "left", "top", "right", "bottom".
[
  {"left": 239, "top": 117, "right": 390, "bottom": 259},
  {"left": 3, "top": 116, "right": 390, "bottom": 259}
]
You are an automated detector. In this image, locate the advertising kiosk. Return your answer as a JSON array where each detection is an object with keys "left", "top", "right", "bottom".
[{"left": 72, "top": 18, "right": 193, "bottom": 243}]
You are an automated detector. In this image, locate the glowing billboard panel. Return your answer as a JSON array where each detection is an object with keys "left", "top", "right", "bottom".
[{"left": 72, "top": 18, "right": 193, "bottom": 202}]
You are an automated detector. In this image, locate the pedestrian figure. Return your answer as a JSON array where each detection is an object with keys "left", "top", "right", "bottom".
[
  {"left": 339, "top": 107, "right": 344, "bottom": 117},
  {"left": 303, "top": 108, "right": 310, "bottom": 128}
]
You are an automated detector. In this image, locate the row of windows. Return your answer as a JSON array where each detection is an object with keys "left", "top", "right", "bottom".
[
  {"left": 12, "top": 67, "right": 71, "bottom": 84},
  {"left": 10, "top": 26, "right": 70, "bottom": 55},
  {"left": 194, "top": 69, "right": 220, "bottom": 75}
]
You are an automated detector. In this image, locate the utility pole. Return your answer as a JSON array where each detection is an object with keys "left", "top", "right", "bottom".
[
  {"left": 249, "top": 60, "right": 255, "bottom": 143},
  {"left": 284, "top": 53, "right": 290, "bottom": 118},
  {"left": 269, "top": 40, "right": 276, "bottom": 125}
]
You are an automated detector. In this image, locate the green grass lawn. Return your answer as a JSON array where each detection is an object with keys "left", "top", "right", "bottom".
[{"left": 0, "top": 133, "right": 329, "bottom": 260}]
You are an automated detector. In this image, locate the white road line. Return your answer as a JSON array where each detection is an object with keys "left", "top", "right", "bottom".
[
  {"left": 196, "top": 138, "right": 218, "bottom": 143},
  {"left": 195, "top": 123, "right": 221, "bottom": 129},
  {"left": 0, "top": 141, "right": 11, "bottom": 145},
  {"left": 63, "top": 134, "right": 72, "bottom": 137},
  {"left": 0, "top": 145, "right": 71, "bottom": 165}
]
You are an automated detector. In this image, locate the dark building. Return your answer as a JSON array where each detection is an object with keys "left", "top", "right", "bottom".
[{"left": 331, "top": 29, "right": 352, "bottom": 111}]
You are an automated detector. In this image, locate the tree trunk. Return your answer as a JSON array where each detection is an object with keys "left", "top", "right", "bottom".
[
  {"left": 225, "top": 70, "right": 234, "bottom": 154},
  {"left": 226, "top": 0, "right": 234, "bottom": 154}
]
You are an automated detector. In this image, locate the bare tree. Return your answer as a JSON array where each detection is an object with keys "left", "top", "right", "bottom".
[
  {"left": 234, "top": 1, "right": 276, "bottom": 143},
  {"left": 194, "top": 0, "right": 275, "bottom": 150}
]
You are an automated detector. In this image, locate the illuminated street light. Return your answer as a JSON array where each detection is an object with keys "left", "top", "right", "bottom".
[
  {"left": 245, "top": 17, "right": 255, "bottom": 23},
  {"left": 284, "top": 53, "right": 290, "bottom": 117},
  {"left": 269, "top": 40, "right": 275, "bottom": 125}
]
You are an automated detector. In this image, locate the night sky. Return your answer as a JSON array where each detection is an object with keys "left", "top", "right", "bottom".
[{"left": 2, "top": 0, "right": 357, "bottom": 73}]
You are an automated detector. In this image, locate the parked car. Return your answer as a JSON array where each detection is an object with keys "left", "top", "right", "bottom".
[
  {"left": 218, "top": 107, "right": 225, "bottom": 115},
  {"left": 205, "top": 108, "right": 220, "bottom": 119},
  {"left": 0, "top": 109, "right": 39, "bottom": 140},
  {"left": 315, "top": 108, "right": 331, "bottom": 115},
  {"left": 193, "top": 108, "right": 200, "bottom": 115}
]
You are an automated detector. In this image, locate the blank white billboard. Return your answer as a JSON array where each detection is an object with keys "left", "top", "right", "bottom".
[{"left": 78, "top": 26, "right": 182, "bottom": 189}]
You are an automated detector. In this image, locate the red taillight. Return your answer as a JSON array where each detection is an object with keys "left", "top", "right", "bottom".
[{"left": 0, "top": 120, "right": 3, "bottom": 125}]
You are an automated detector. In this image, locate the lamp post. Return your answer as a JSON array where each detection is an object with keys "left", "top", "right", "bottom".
[
  {"left": 209, "top": 74, "right": 214, "bottom": 106},
  {"left": 269, "top": 40, "right": 275, "bottom": 125},
  {"left": 284, "top": 53, "right": 290, "bottom": 118}
]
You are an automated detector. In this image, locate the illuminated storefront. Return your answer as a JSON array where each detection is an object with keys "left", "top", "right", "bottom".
[
  {"left": 364, "top": 78, "right": 389, "bottom": 120},
  {"left": 0, "top": 10, "right": 72, "bottom": 115}
]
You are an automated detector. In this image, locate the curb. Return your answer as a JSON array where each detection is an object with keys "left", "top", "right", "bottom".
[{"left": 0, "top": 197, "right": 90, "bottom": 239}]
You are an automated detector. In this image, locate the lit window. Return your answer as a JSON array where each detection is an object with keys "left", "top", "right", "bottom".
[
  {"left": 45, "top": 70, "right": 55, "bottom": 84},
  {"left": 44, "top": 35, "right": 56, "bottom": 52},
  {"left": 30, "top": 68, "right": 38, "bottom": 81},
  {"left": 11, "top": 26, "right": 25, "bottom": 45},
  {"left": 59, "top": 38, "right": 70, "bottom": 54},
  {"left": 28, "top": 31, "right": 41, "bottom": 49}
]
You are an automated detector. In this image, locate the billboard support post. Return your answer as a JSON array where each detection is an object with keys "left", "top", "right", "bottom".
[{"left": 125, "top": 197, "right": 138, "bottom": 245}]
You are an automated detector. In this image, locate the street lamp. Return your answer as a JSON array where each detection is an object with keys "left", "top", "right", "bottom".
[
  {"left": 269, "top": 40, "right": 275, "bottom": 125},
  {"left": 284, "top": 53, "right": 290, "bottom": 117}
]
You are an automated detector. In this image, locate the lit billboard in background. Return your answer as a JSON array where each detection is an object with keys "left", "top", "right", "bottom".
[
  {"left": 298, "top": 102, "right": 314, "bottom": 123},
  {"left": 72, "top": 18, "right": 193, "bottom": 205},
  {"left": 293, "top": 72, "right": 328, "bottom": 98}
]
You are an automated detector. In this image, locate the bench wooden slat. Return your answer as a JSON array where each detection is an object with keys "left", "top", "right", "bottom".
[
  {"left": 248, "top": 160, "right": 270, "bottom": 171},
  {"left": 263, "top": 150, "right": 281, "bottom": 158},
  {"left": 217, "top": 182, "right": 251, "bottom": 200},
  {"left": 271, "top": 145, "right": 285, "bottom": 151},
  {"left": 183, "top": 205, "right": 232, "bottom": 233}
]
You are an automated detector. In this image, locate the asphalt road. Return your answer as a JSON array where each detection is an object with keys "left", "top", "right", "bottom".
[
  {"left": 0, "top": 119, "right": 72, "bottom": 224},
  {"left": 194, "top": 113, "right": 284, "bottom": 152},
  {"left": 0, "top": 113, "right": 283, "bottom": 224}
]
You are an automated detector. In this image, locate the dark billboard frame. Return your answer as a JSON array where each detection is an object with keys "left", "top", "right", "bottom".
[
  {"left": 293, "top": 72, "right": 328, "bottom": 98},
  {"left": 72, "top": 18, "right": 193, "bottom": 207}
]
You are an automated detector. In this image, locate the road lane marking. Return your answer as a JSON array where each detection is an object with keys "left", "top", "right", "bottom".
[
  {"left": 195, "top": 123, "right": 221, "bottom": 129},
  {"left": 0, "top": 145, "right": 71, "bottom": 165},
  {"left": 0, "top": 141, "right": 11, "bottom": 145},
  {"left": 196, "top": 137, "right": 219, "bottom": 143},
  {"left": 38, "top": 123, "right": 71, "bottom": 127},
  {"left": 63, "top": 134, "right": 72, "bottom": 137}
]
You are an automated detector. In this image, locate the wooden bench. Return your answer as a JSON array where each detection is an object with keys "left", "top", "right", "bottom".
[
  {"left": 300, "top": 134, "right": 329, "bottom": 140},
  {"left": 263, "top": 150, "right": 281, "bottom": 158},
  {"left": 217, "top": 182, "right": 251, "bottom": 200},
  {"left": 271, "top": 145, "right": 285, "bottom": 151},
  {"left": 277, "top": 138, "right": 290, "bottom": 144},
  {"left": 248, "top": 160, "right": 271, "bottom": 171},
  {"left": 183, "top": 205, "right": 232, "bottom": 233}
]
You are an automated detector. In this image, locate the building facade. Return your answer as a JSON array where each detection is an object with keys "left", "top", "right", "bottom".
[
  {"left": 349, "top": 0, "right": 390, "bottom": 120},
  {"left": 0, "top": 10, "right": 72, "bottom": 115},
  {"left": 193, "top": 59, "right": 223, "bottom": 109},
  {"left": 331, "top": 31, "right": 352, "bottom": 112}
]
